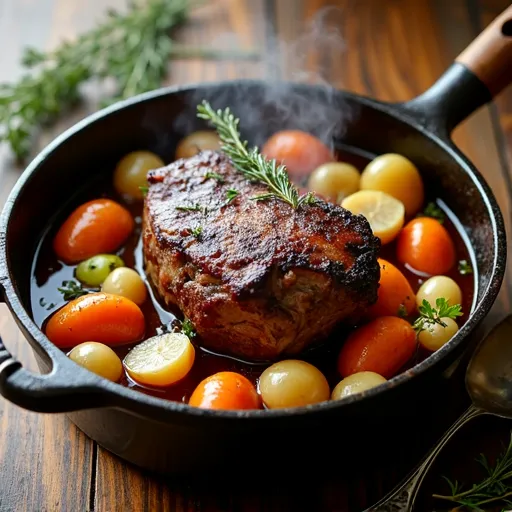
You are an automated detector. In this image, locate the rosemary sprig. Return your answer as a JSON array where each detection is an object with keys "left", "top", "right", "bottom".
[
  {"left": 433, "top": 432, "right": 512, "bottom": 509},
  {"left": 0, "top": 0, "right": 257, "bottom": 161},
  {"left": 413, "top": 298, "right": 463, "bottom": 334},
  {"left": 197, "top": 101, "right": 315, "bottom": 209},
  {"left": 58, "top": 280, "right": 88, "bottom": 301},
  {"left": 421, "top": 202, "right": 445, "bottom": 224}
]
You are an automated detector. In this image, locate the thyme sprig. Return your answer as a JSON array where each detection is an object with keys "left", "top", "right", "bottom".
[
  {"left": 433, "top": 432, "right": 512, "bottom": 509},
  {"left": 413, "top": 298, "right": 463, "bottom": 334},
  {"left": 197, "top": 100, "right": 315, "bottom": 209},
  {"left": 58, "top": 280, "right": 88, "bottom": 301}
]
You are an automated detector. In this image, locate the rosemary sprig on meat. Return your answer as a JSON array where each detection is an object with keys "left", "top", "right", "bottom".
[
  {"left": 197, "top": 100, "right": 315, "bottom": 208},
  {"left": 0, "top": 0, "right": 258, "bottom": 161}
]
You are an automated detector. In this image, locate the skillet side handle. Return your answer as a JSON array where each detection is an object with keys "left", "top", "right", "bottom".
[
  {"left": 0, "top": 326, "right": 115, "bottom": 413},
  {"left": 403, "top": 5, "right": 512, "bottom": 134}
]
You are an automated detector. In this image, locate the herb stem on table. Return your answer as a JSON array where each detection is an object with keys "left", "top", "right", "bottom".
[
  {"left": 0, "top": 0, "right": 258, "bottom": 161},
  {"left": 433, "top": 431, "right": 512, "bottom": 509},
  {"left": 197, "top": 101, "right": 315, "bottom": 209}
]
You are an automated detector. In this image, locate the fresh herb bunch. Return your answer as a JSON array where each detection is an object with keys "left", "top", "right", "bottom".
[
  {"left": 0, "top": 0, "right": 257, "bottom": 160},
  {"left": 413, "top": 298, "right": 463, "bottom": 334},
  {"left": 433, "top": 431, "right": 512, "bottom": 509},
  {"left": 58, "top": 280, "right": 88, "bottom": 301},
  {"left": 421, "top": 202, "right": 445, "bottom": 223},
  {"left": 197, "top": 101, "right": 316, "bottom": 209}
]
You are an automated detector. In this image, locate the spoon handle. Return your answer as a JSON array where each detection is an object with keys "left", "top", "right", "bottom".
[{"left": 365, "top": 404, "right": 484, "bottom": 512}]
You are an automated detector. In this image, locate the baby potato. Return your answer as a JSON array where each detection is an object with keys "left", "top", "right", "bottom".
[
  {"left": 259, "top": 360, "right": 330, "bottom": 409},
  {"left": 68, "top": 342, "right": 123, "bottom": 382},
  {"left": 76, "top": 254, "right": 124, "bottom": 287},
  {"left": 113, "top": 150, "right": 164, "bottom": 201},
  {"left": 175, "top": 131, "right": 221, "bottom": 160},
  {"left": 124, "top": 333, "right": 195, "bottom": 387},
  {"left": 416, "top": 276, "right": 462, "bottom": 310},
  {"left": 360, "top": 153, "right": 424, "bottom": 216},
  {"left": 307, "top": 162, "right": 360, "bottom": 203},
  {"left": 418, "top": 317, "right": 459, "bottom": 351},
  {"left": 331, "top": 371, "right": 386, "bottom": 400},
  {"left": 341, "top": 190, "right": 405, "bottom": 245},
  {"left": 102, "top": 267, "right": 147, "bottom": 305}
]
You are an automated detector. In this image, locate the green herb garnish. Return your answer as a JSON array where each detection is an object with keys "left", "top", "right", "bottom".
[
  {"left": 225, "top": 188, "right": 239, "bottom": 204},
  {"left": 421, "top": 202, "right": 445, "bottom": 224},
  {"left": 176, "top": 204, "right": 204, "bottom": 212},
  {"left": 58, "top": 280, "right": 88, "bottom": 301},
  {"left": 181, "top": 318, "right": 196, "bottom": 338},
  {"left": 205, "top": 171, "right": 225, "bottom": 183},
  {"left": 459, "top": 259, "right": 473, "bottom": 276},
  {"left": 433, "top": 431, "right": 512, "bottom": 509},
  {"left": 397, "top": 304, "right": 408, "bottom": 319},
  {"left": 139, "top": 186, "right": 149, "bottom": 197},
  {"left": 413, "top": 298, "right": 463, "bottom": 334},
  {"left": 190, "top": 226, "right": 203, "bottom": 238},
  {"left": 0, "top": 0, "right": 258, "bottom": 161},
  {"left": 197, "top": 101, "right": 315, "bottom": 209}
]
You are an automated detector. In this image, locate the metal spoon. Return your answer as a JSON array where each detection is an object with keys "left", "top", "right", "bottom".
[{"left": 366, "top": 314, "right": 512, "bottom": 512}]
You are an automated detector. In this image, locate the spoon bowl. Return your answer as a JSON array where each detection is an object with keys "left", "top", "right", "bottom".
[
  {"left": 368, "top": 314, "right": 512, "bottom": 511},
  {"left": 466, "top": 315, "right": 512, "bottom": 418}
]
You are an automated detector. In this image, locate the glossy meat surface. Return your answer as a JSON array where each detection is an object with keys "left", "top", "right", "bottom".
[{"left": 143, "top": 151, "right": 380, "bottom": 360}]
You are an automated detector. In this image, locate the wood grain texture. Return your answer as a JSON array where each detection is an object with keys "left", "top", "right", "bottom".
[
  {"left": 0, "top": 2, "right": 94, "bottom": 512},
  {"left": 0, "top": 0, "right": 512, "bottom": 511}
]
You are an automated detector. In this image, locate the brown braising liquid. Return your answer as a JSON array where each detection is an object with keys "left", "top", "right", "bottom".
[{"left": 31, "top": 148, "right": 475, "bottom": 404}]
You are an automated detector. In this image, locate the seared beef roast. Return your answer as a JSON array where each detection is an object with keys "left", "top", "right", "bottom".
[{"left": 143, "top": 150, "right": 380, "bottom": 360}]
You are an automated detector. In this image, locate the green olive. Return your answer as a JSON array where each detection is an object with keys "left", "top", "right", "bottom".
[{"left": 75, "top": 254, "right": 125, "bottom": 286}]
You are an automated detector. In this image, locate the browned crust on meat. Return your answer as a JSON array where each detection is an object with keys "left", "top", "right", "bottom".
[{"left": 142, "top": 151, "right": 380, "bottom": 360}]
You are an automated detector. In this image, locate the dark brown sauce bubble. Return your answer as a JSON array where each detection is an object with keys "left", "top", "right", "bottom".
[{"left": 31, "top": 148, "right": 474, "bottom": 404}]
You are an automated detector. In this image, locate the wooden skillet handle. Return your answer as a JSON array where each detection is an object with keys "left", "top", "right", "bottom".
[{"left": 456, "top": 5, "right": 512, "bottom": 97}]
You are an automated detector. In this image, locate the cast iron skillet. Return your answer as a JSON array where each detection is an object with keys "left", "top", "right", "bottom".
[{"left": 0, "top": 7, "right": 511, "bottom": 477}]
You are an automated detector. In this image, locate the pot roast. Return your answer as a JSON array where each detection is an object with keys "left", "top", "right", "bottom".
[{"left": 142, "top": 150, "right": 380, "bottom": 361}]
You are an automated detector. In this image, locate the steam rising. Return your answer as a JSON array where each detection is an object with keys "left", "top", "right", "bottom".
[{"left": 172, "top": 7, "right": 357, "bottom": 154}]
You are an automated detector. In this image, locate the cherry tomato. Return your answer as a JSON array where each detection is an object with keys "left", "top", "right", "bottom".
[
  {"left": 261, "top": 130, "right": 333, "bottom": 178},
  {"left": 189, "top": 371, "right": 261, "bottom": 410},
  {"left": 53, "top": 199, "right": 134, "bottom": 263},
  {"left": 396, "top": 217, "right": 456, "bottom": 275},
  {"left": 368, "top": 259, "right": 416, "bottom": 318},
  {"left": 337, "top": 317, "right": 416, "bottom": 379},
  {"left": 45, "top": 292, "right": 145, "bottom": 348}
]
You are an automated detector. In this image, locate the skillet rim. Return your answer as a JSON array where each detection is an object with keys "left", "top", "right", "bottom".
[{"left": 0, "top": 79, "right": 506, "bottom": 421}]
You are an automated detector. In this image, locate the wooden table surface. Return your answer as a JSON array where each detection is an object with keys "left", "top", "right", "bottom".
[{"left": 1, "top": 1, "right": 512, "bottom": 511}]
